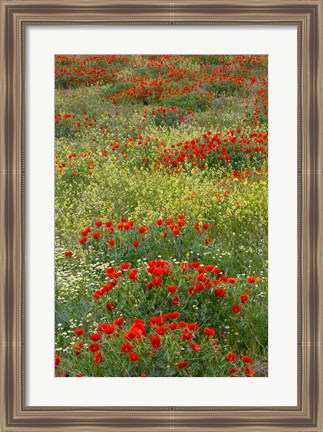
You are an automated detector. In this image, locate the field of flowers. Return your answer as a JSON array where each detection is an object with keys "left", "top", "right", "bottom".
[{"left": 55, "top": 55, "right": 268, "bottom": 377}]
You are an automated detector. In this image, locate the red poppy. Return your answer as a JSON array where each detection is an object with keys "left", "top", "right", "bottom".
[
  {"left": 245, "top": 366, "right": 255, "bottom": 377},
  {"left": 247, "top": 276, "right": 256, "bottom": 284},
  {"left": 94, "top": 352, "right": 103, "bottom": 364},
  {"left": 197, "top": 274, "right": 208, "bottom": 283},
  {"left": 128, "top": 270, "right": 138, "bottom": 280},
  {"left": 242, "top": 355, "right": 253, "bottom": 363},
  {"left": 120, "top": 263, "right": 131, "bottom": 270},
  {"left": 114, "top": 317, "right": 124, "bottom": 326},
  {"left": 131, "top": 324, "right": 146, "bottom": 338},
  {"left": 226, "top": 353, "right": 237, "bottom": 362},
  {"left": 181, "top": 262, "right": 190, "bottom": 273},
  {"left": 176, "top": 361, "right": 188, "bottom": 369},
  {"left": 229, "top": 277, "right": 238, "bottom": 284},
  {"left": 178, "top": 321, "right": 188, "bottom": 329},
  {"left": 151, "top": 267, "right": 163, "bottom": 276},
  {"left": 204, "top": 328, "right": 215, "bottom": 337},
  {"left": 55, "top": 355, "right": 60, "bottom": 366},
  {"left": 168, "top": 311, "right": 180, "bottom": 320},
  {"left": 228, "top": 367, "right": 239, "bottom": 376},
  {"left": 169, "top": 295, "right": 180, "bottom": 305},
  {"left": 150, "top": 335, "right": 162, "bottom": 349},
  {"left": 74, "top": 328, "right": 84, "bottom": 337},
  {"left": 169, "top": 323, "right": 177, "bottom": 330},
  {"left": 64, "top": 251, "right": 73, "bottom": 257},
  {"left": 129, "top": 352, "right": 139, "bottom": 362},
  {"left": 81, "top": 227, "right": 91, "bottom": 236},
  {"left": 189, "top": 342, "right": 201, "bottom": 352},
  {"left": 156, "top": 326, "right": 166, "bottom": 335},
  {"left": 133, "top": 240, "right": 139, "bottom": 247},
  {"left": 181, "top": 331, "right": 193, "bottom": 340},
  {"left": 188, "top": 323, "right": 199, "bottom": 332},
  {"left": 95, "top": 220, "right": 103, "bottom": 227},
  {"left": 101, "top": 284, "right": 113, "bottom": 294},
  {"left": 232, "top": 304, "right": 242, "bottom": 313},
  {"left": 107, "top": 239, "right": 115, "bottom": 246},
  {"left": 106, "top": 266, "right": 116, "bottom": 275},
  {"left": 106, "top": 302, "right": 115, "bottom": 311},
  {"left": 133, "top": 319, "right": 145, "bottom": 326},
  {"left": 167, "top": 285, "right": 177, "bottom": 293},
  {"left": 151, "top": 277, "right": 163, "bottom": 286},
  {"left": 73, "top": 341, "right": 83, "bottom": 354},
  {"left": 214, "top": 288, "right": 227, "bottom": 297},
  {"left": 240, "top": 294, "right": 249, "bottom": 303},
  {"left": 204, "top": 265, "right": 214, "bottom": 272},
  {"left": 137, "top": 226, "right": 147, "bottom": 234},
  {"left": 202, "top": 223, "right": 209, "bottom": 230},
  {"left": 88, "top": 344, "right": 100, "bottom": 352},
  {"left": 106, "top": 221, "right": 113, "bottom": 228},
  {"left": 92, "top": 232, "right": 102, "bottom": 240},
  {"left": 89, "top": 334, "right": 101, "bottom": 342},
  {"left": 104, "top": 325, "right": 115, "bottom": 335},
  {"left": 124, "top": 331, "right": 137, "bottom": 340},
  {"left": 121, "top": 342, "right": 132, "bottom": 353},
  {"left": 187, "top": 286, "right": 195, "bottom": 295},
  {"left": 79, "top": 237, "right": 87, "bottom": 245}
]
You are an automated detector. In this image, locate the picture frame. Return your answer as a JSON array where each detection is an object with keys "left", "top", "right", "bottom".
[{"left": 0, "top": 0, "right": 322, "bottom": 430}]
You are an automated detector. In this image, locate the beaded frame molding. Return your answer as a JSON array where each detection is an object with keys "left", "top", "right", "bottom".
[{"left": 0, "top": 1, "right": 322, "bottom": 431}]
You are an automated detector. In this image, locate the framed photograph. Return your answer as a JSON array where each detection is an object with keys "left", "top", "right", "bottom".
[{"left": 1, "top": 1, "right": 322, "bottom": 430}]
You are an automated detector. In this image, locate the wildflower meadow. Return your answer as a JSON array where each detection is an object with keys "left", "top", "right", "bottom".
[{"left": 55, "top": 55, "right": 268, "bottom": 377}]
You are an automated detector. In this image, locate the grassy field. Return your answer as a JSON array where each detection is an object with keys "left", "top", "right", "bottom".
[{"left": 55, "top": 55, "right": 268, "bottom": 377}]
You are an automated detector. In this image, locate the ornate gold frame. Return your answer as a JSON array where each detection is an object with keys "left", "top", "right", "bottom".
[{"left": 0, "top": 1, "right": 322, "bottom": 430}]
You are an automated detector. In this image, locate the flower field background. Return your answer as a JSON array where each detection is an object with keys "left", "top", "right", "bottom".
[{"left": 55, "top": 55, "right": 268, "bottom": 377}]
